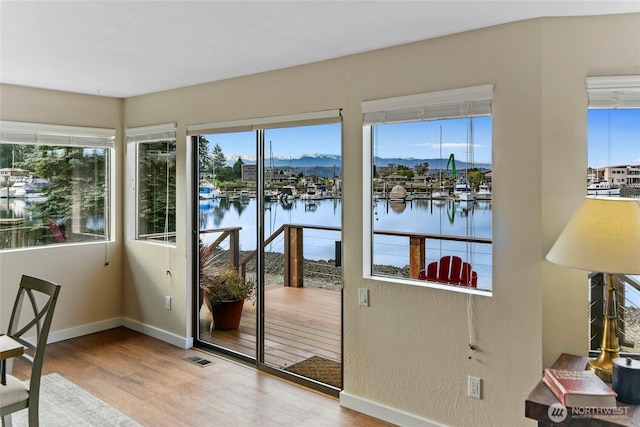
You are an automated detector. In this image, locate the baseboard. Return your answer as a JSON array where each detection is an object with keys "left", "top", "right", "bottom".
[
  {"left": 47, "top": 317, "right": 124, "bottom": 344},
  {"left": 45, "top": 317, "right": 192, "bottom": 350},
  {"left": 339, "top": 391, "right": 445, "bottom": 427},
  {"left": 122, "top": 317, "right": 193, "bottom": 349}
]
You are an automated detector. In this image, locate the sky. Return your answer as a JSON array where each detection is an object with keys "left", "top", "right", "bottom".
[
  {"left": 203, "top": 109, "right": 639, "bottom": 167},
  {"left": 587, "top": 109, "right": 640, "bottom": 167}
]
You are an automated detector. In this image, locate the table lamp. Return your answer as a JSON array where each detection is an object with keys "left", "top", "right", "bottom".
[{"left": 546, "top": 196, "right": 640, "bottom": 382}]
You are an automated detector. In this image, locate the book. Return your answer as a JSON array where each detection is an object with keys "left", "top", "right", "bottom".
[{"left": 543, "top": 368, "right": 617, "bottom": 407}]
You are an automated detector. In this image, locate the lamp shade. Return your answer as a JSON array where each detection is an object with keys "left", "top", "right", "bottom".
[{"left": 546, "top": 197, "right": 640, "bottom": 274}]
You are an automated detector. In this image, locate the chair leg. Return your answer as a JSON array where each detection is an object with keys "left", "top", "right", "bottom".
[
  {"left": 2, "top": 414, "right": 14, "bottom": 427},
  {"left": 28, "top": 406, "right": 38, "bottom": 427}
]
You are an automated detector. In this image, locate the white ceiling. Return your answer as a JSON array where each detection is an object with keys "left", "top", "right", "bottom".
[{"left": 1, "top": 1, "right": 639, "bottom": 98}]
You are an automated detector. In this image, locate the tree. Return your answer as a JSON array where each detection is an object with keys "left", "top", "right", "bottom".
[
  {"left": 212, "top": 143, "right": 226, "bottom": 176},
  {"left": 397, "top": 165, "right": 414, "bottom": 180},
  {"left": 0, "top": 144, "right": 31, "bottom": 169},
  {"left": 17, "top": 145, "right": 109, "bottom": 230},
  {"left": 414, "top": 162, "right": 429, "bottom": 176},
  {"left": 198, "top": 136, "right": 212, "bottom": 174},
  {"left": 138, "top": 142, "right": 176, "bottom": 236},
  {"left": 468, "top": 169, "right": 484, "bottom": 189},
  {"left": 232, "top": 158, "right": 244, "bottom": 180}
]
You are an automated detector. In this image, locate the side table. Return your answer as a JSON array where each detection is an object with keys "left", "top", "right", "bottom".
[{"left": 525, "top": 353, "right": 639, "bottom": 426}]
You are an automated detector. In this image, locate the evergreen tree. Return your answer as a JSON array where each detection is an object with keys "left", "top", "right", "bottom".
[
  {"left": 232, "top": 158, "right": 244, "bottom": 180},
  {"left": 212, "top": 143, "right": 226, "bottom": 176},
  {"left": 198, "top": 136, "right": 212, "bottom": 174},
  {"left": 17, "top": 145, "right": 108, "bottom": 234}
]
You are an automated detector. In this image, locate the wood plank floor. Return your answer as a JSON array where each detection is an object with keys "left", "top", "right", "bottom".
[
  {"left": 10, "top": 327, "right": 393, "bottom": 427},
  {"left": 200, "top": 285, "right": 341, "bottom": 369}
]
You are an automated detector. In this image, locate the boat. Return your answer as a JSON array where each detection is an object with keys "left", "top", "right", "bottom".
[
  {"left": 264, "top": 189, "right": 279, "bottom": 202},
  {"left": 199, "top": 182, "right": 221, "bottom": 199},
  {"left": 6, "top": 182, "right": 46, "bottom": 199},
  {"left": 458, "top": 191, "right": 476, "bottom": 202},
  {"left": 587, "top": 181, "right": 621, "bottom": 196},
  {"left": 474, "top": 184, "right": 492, "bottom": 200},
  {"left": 432, "top": 185, "right": 450, "bottom": 199},
  {"left": 300, "top": 182, "right": 321, "bottom": 200},
  {"left": 279, "top": 185, "right": 297, "bottom": 201},
  {"left": 454, "top": 121, "right": 477, "bottom": 202},
  {"left": 453, "top": 178, "right": 474, "bottom": 201},
  {"left": 388, "top": 185, "right": 407, "bottom": 202}
]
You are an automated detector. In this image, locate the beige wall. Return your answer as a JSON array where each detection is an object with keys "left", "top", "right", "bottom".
[
  {"left": 0, "top": 85, "right": 124, "bottom": 338},
  {"left": 1, "top": 13, "right": 639, "bottom": 427}
]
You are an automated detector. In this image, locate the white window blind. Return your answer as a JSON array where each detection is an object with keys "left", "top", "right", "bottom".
[
  {"left": 126, "top": 123, "right": 176, "bottom": 142},
  {"left": 362, "top": 84, "right": 493, "bottom": 125},
  {"left": 186, "top": 109, "right": 342, "bottom": 135},
  {"left": 1, "top": 121, "right": 115, "bottom": 148},
  {"left": 587, "top": 75, "right": 640, "bottom": 109}
]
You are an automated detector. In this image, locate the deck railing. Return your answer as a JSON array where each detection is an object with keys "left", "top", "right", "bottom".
[
  {"left": 200, "top": 224, "right": 491, "bottom": 287},
  {"left": 590, "top": 272, "right": 640, "bottom": 354}
]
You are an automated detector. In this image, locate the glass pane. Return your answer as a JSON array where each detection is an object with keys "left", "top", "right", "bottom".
[
  {"left": 263, "top": 123, "right": 342, "bottom": 388},
  {"left": 371, "top": 117, "right": 493, "bottom": 291},
  {"left": 587, "top": 108, "right": 640, "bottom": 355},
  {"left": 1, "top": 143, "right": 110, "bottom": 249},
  {"left": 197, "top": 131, "right": 258, "bottom": 360},
  {"left": 137, "top": 140, "right": 176, "bottom": 242}
]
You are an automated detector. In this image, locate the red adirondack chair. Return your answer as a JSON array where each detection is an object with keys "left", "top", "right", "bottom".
[
  {"left": 418, "top": 255, "right": 477, "bottom": 287},
  {"left": 47, "top": 219, "right": 66, "bottom": 243}
]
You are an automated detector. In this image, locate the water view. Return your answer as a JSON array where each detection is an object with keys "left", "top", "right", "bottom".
[{"left": 198, "top": 195, "right": 493, "bottom": 287}]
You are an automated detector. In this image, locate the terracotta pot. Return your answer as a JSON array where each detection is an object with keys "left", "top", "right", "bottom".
[{"left": 211, "top": 299, "right": 245, "bottom": 330}]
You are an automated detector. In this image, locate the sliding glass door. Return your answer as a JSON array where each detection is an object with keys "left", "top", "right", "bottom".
[{"left": 192, "top": 112, "right": 343, "bottom": 393}]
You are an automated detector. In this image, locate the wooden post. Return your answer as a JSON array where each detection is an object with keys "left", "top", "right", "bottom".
[
  {"left": 284, "top": 225, "right": 304, "bottom": 287},
  {"left": 229, "top": 228, "right": 240, "bottom": 270},
  {"left": 409, "top": 236, "right": 425, "bottom": 279}
]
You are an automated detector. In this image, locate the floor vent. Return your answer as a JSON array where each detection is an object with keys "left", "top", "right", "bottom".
[{"left": 184, "top": 356, "right": 215, "bottom": 367}]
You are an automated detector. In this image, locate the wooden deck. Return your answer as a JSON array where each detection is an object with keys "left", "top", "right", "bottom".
[{"left": 199, "top": 285, "right": 341, "bottom": 370}]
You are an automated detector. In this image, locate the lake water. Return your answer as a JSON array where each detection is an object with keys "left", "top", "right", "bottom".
[{"left": 198, "top": 197, "right": 493, "bottom": 286}]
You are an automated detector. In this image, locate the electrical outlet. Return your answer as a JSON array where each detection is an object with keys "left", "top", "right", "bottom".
[
  {"left": 468, "top": 376, "right": 481, "bottom": 399},
  {"left": 165, "top": 296, "right": 171, "bottom": 310},
  {"left": 358, "top": 288, "right": 369, "bottom": 307}
]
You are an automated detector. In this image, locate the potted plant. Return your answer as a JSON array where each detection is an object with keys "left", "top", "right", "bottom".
[{"left": 199, "top": 244, "right": 255, "bottom": 330}]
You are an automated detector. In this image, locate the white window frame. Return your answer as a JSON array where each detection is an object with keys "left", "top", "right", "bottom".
[
  {"left": 126, "top": 123, "right": 177, "bottom": 244},
  {"left": 362, "top": 85, "right": 493, "bottom": 296},
  {"left": 586, "top": 75, "right": 640, "bottom": 356},
  {"left": 0, "top": 120, "right": 115, "bottom": 249}
]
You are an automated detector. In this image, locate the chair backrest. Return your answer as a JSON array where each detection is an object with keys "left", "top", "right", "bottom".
[
  {"left": 419, "top": 255, "right": 477, "bottom": 287},
  {"left": 7, "top": 275, "right": 61, "bottom": 399}
]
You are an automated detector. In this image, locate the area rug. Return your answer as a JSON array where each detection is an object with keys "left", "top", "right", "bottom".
[
  {"left": 284, "top": 356, "right": 342, "bottom": 388},
  {"left": 10, "top": 373, "right": 141, "bottom": 427}
]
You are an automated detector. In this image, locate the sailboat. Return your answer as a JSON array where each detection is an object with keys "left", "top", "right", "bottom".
[
  {"left": 264, "top": 141, "right": 279, "bottom": 201},
  {"left": 455, "top": 121, "right": 475, "bottom": 202},
  {"left": 431, "top": 126, "right": 450, "bottom": 200}
]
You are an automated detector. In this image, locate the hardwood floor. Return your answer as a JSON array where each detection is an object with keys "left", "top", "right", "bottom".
[
  {"left": 201, "top": 285, "right": 341, "bottom": 368},
  {"left": 10, "top": 327, "right": 394, "bottom": 427}
]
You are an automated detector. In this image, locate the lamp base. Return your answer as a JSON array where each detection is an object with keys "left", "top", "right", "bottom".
[
  {"left": 587, "top": 356, "right": 615, "bottom": 383},
  {"left": 587, "top": 273, "right": 620, "bottom": 383}
]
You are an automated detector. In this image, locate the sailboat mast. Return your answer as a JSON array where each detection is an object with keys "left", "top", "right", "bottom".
[{"left": 439, "top": 125, "right": 442, "bottom": 185}]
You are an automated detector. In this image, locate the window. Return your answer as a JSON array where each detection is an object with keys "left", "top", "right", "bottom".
[
  {"left": 126, "top": 124, "right": 177, "bottom": 243},
  {"left": 0, "top": 121, "right": 114, "bottom": 249},
  {"left": 586, "top": 75, "right": 640, "bottom": 356},
  {"left": 362, "top": 85, "right": 493, "bottom": 293}
]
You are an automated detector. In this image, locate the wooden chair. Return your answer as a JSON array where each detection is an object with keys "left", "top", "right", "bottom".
[
  {"left": 418, "top": 255, "right": 477, "bottom": 287},
  {"left": 1, "top": 275, "right": 61, "bottom": 427}
]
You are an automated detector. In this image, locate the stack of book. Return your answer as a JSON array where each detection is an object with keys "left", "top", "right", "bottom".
[{"left": 543, "top": 368, "right": 617, "bottom": 407}]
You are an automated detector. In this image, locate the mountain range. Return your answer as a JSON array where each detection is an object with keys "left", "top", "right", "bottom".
[
  {"left": 228, "top": 154, "right": 490, "bottom": 178},
  {"left": 239, "top": 154, "right": 490, "bottom": 170}
]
